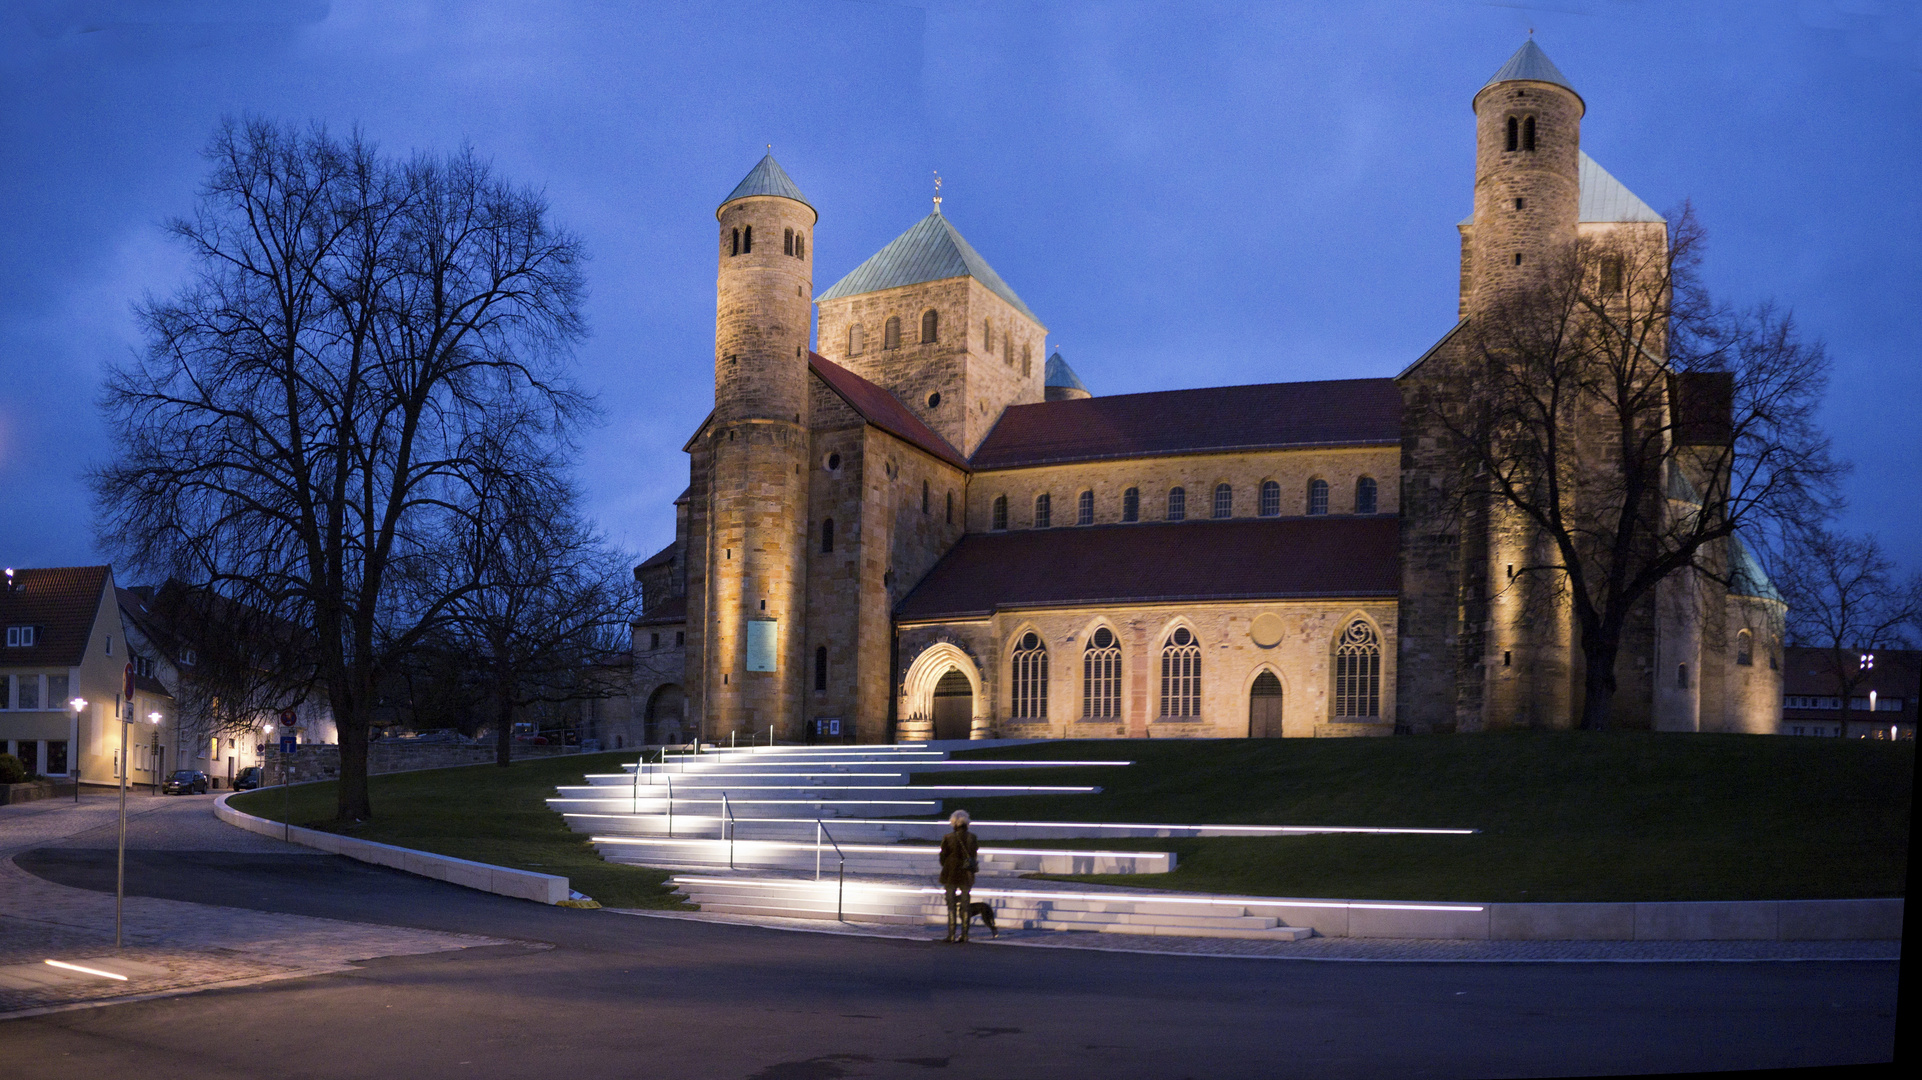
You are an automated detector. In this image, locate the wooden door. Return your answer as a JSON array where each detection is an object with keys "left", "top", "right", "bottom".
[
  {"left": 932, "top": 668, "right": 974, "bottom": 741},
  {"left": 1249, "top": 672, "right": 1284, "bottom": 737}
]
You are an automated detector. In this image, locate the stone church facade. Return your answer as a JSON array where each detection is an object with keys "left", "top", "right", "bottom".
[{"left": 629, "top": 42, "right": 1785, "bottom": 745}]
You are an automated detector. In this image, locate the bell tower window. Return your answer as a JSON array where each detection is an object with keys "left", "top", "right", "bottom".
[
  {"left": 883, "top": 316, "right": 901, "bottom": 350},
  {"left": 784, "top": 228, "right": 794, "bottom": 256},
  {"left": 1506, "top": 116, "right": 1518, "bottom": 152},
  {"left": 1522, "top": 115, "right": 1536, "bottom": 151},
  {"left": 742, "top": 225, "right": 752, "bottom": 253},
  {"left": 921, "top": 309, "right": 939, "bottom": 343},
  {"left": 730, "top": 228, "right": 740, "bottom": 256}
]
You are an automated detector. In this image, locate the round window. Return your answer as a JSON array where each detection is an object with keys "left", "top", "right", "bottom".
[
  {"left": 825, "top": 452, "right": 841, "bottom": 471},
  {"left": 1171, "top": 627, "right": 1192, "bottom": 646},
  {"left": 1020, "top": 632, "right": 1040, "bottom": 650},
  {"left": 1092, "top": 628, "right": 1114, "bottom": 648},
  {"left": 927, "top": 392, "right": 942, "bottom": 408}
]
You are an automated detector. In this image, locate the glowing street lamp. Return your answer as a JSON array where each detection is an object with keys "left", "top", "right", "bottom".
[
  {"left": 147, "top": 712, "right": 163, "bottom": 795},
  {"left": 68, "top": 698, "right": 86, "bottom": 804}
]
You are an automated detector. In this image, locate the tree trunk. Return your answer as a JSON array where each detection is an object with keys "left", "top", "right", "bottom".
[
  {"left": 1579, "top": 632, "right": 1622, "bottom": 732},
  {"left": 336, "top": 701, "right": 372, "bottom": 822},
  {"left": 494, "top": 677, "right": 515, "bottom": 768}
]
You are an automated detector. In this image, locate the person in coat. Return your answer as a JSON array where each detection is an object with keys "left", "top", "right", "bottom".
[{"left": 938, "top": 809, "right": 980, "bottom": 942}]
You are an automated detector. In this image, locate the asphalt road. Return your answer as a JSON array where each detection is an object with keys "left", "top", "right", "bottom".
[{"left": 3, "top": 847, "right": 1902, "bottom": 1079}]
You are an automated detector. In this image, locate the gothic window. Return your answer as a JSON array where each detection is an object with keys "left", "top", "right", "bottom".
[
  {"left": 814, "top": 646, "right": 828, "bottom": 692},
  {"left": 1122, "top": 487, "right": 1139, "bottom": 522},
  {"left": 1522, "top": 115, "right": 1536, "bottom": 151},
  {"left": 1213, "top": 484, "right": 1232, "bottom": 519},
  {"left": 1011, "top": 632, "right": 1048, "bottom": 719},
  {"left": 921, "top": 309, "right": 939, "bottom": 343},
  {"left": 742, "top": 225, "right": 752, "bottom": 253},
  {"left": 1736, "top": 629, "right": 1754, "bottom": 667},
  {"left": 922, "top": 480, "right": 930, "bottom": 514},
  {"left": 1308, "top": 479, "right": 1329, "bottom": 515},
  {"left": 1022, "top": 343, "right": 1031, "bottom": 377},
  {"left": 1003, "top": 335, "right": 1013, "bottom": 367},
  {"left": 847, "top": 323, "right": 864, "bottom": 356},
  {"left": 1259, "top": 480, "right": 1280, "bottom": 517},
  {"left": 1160, "top": 627, "right": 1200, "bottom": 718},
  {"left": 730, "top": 228, "right": 740, "bottom": 256},
  {"left": 1167, "top": 487, "right": 1186, "bottom": 521},
  {"left": 784, "top": 228, "right": 794, "bottom": 256},
  {"left": 1506, "top": 116, "right": 1518, "bottom": 152},
  {"left": 821, "top": 517, "right": 834, "bottom": 553},
  {"left": 992, "top": 495, "right": 1007, "bottom": 531},
  {"left": 1034, "top": 493, "right": 1051, "bottom": 528},
  {"left": 795, "top": 231, "right": 806, "bottom": 259},
  {"left": 982, "top": 319, "right": 993, "bottom": 353},
  {"left": 1077, "top": 489, "right": 1094, "bottom": 526},
  {"left": 1356, "top": 476, "right": 1378, "bottom": 515},
  {"left": 1083, "top": 627, "right": 1121, "bottom": 719},
  {"left": 884, "top": 316, "right": 901, "bottom": 350},
  {"left": 946, "top": 491, "right": 953, "bottom": 524},
  {"left": 1333, "top": 620, "right": 1381, "bottom": 719}
]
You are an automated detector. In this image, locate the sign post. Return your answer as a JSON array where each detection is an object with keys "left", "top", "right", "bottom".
[
  {"left": 279, "top": 709, "right": 298, "bottom": 842},
  {"left": 116, "top": 662, "right": 134, "bottom": 948}
]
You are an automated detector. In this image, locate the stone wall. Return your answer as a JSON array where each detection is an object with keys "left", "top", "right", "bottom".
[{"left": 262, "top": 743, "right": 585, "bottom": 785}]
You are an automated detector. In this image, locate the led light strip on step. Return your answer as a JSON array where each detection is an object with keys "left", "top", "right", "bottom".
[
  {"left": 671, "top": 876, "right": 1486, "bottom": 913},
  {"left": 45, "top": 959, "right": 130, "bottom": 981},
  {"left": 591, "top": 836, "right": 1162, "bottom": 859}
]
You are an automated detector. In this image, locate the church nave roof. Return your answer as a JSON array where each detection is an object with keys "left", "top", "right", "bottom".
[{"left": 817, "top": 209, "right": 1044, "bottom": 327}]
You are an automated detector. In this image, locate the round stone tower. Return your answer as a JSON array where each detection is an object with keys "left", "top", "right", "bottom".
[
  {"left": 1468, "top": 40, "right": 1583, "bottom": 313},
  {"left": 705, "top": 155, "right": 815, "bottom": 742}
]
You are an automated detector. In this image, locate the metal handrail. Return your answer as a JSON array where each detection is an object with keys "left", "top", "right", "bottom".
[
  {"left": 720, "top": 792, "right": 736, "bottom": 870},
  {"left": 815, "top": 819, "right": 847, "bottom": 921},
  {"left": 665, "top": 772, "right": 674, "bottom": 838}
]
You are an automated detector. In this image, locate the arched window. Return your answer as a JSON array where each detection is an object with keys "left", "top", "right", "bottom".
[
  {"left": 883, "top": 316, "right": 901, "bottom": 350},
  {"left": 1167, "top": 487, "right": 1186, "bottom": 521},
  {"left": 742, "top": 225, "right": 752, "bottom": 253},
  {"left": 1034, "top": 493, "right": 1051, "bottom": 528},
  {"left": 1003, "top": 335, "right": 1013, "bottom": 367},
  {"left": 1077, "top": 489, "right": 1094, "bottom": 526},
  {"left": 814, "top": 646, "right": 828, "bottom": 692},
  {"left": 1677, "top": 663, "right": 1690, "bottom": 689},
  {"left": 847, "top": 323, "right": 865, "bottom": 356},
  {"left": 1011, "top": 632, "right": 1048, "bottom": 719},
  {"left": 992, "top": 495, "right": 1008, "bottom": 531},
  {"left": 795, "top": 232, "right": 805, "bottom": 259},
  {"left": 820, "top": 517, "right": 834, "bottom": 554},
  {"left": 1736, "top": 629, "right": 1754, "bottom": 667},
  {"left": 1506, "top": 116, "right": 1518, "bottom": 152},
  {"left": 1213, "top": 484, "right": 1232, "bottom": 519},
  {"left": 730, "top": 228, "right": 740, "bottom": 256},
  {"left": 1356, "top": 477, "right": 1378, "bottom": 515},
  {"left": 1307, "top": 479, "right": 1329, "bottom": 515},
  {"left": 784, "top": 227, "right": 794, "bottom": 256},
  {"left": 1522, "top": 115, "right": 1536, "bottom": 151},
  {"left": 1259, "top": 480, "right": 1280, "bottom": 517},
  {"left": 1122, "top": 487, "right": 1140, "bottom": 522},
  {"left": 1160, "top": 627, "right": 1201, "bottom": 718},
  {"left": 1083, "top": 627, "right": 1121, "bottom": 718},
  {"left": 946, "top": 491, "right": 953, "bottom": 524},
  {"left": 922, "top": 480, "right": 930, "bottom": 514},
  {"left": 921, "top": 309, "right": 939, "bottom": 343},
  {"left": 1022, "top": 343, "right": 1032, "bottom": 377},
  {"left": 982, "top": 319, "right": 993, "bottom": 353},
  {"left": 1333, "top": 620, "right": 1380, "bottom": 719}
]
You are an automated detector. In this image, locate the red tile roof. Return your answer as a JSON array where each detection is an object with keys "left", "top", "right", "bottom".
[
  {"left": 0, "top": 565, "right": 112, "bottom": 668},
  {"left": 895, "top": 517, "right": 1399, "bottom": 621},
  {"left": 809, "top": 353, "right": 970, "bottom": 470},
  {"left": 968, "top": 378, "right": 1402, "bottom": 470}
]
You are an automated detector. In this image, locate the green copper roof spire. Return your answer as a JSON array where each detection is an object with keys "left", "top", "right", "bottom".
[
  {"left": 1482, "top": 40, "right": 1579, "bottom": 99},
  {"left": 720, "top": 153, "right": 811, "bottom": 213}
]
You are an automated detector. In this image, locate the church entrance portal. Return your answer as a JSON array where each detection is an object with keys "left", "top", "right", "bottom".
[
  {"left": 646, "top": 684, "right": 686, "bottom": 745},
  {"left": 932, "top": 668, "right": 973, "bottom": 741},
  {"left": 1249, "top": 672, "right": 1284, "bottom": 737}
]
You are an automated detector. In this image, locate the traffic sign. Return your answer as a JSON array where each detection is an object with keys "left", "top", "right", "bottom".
[{"left": 279, "top": 735, "right": 297, "bottom": 755}]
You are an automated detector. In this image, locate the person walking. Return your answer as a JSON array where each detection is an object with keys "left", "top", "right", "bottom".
[{"left": 938, "top": 809, "right": 980, "bottom": 943}]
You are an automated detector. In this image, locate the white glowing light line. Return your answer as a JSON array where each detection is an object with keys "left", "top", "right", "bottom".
[
  {"left": 559, "top": 812, "right": 1475, "bottom": 836},
  {"left": 45, "top": 959, "right": 130, "bottom": 981},
  {"left": 671, "top": 876, "right": 1485, "bottom": 913},
  {"left": 589, "top": 836, "right": 1161, "bottom": 859}
]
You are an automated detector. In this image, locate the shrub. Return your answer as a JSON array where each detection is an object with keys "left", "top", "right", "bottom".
[{"left": 0, "top": 754, "right": 28, "bottom": 785}]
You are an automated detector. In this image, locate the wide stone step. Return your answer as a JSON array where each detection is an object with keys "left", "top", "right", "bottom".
[
  {"left": 592, "top": 837, "right": 1174, "bottom": 875},
  {"left": 546, "top": 796, "right": 939, "bottom": 818}
]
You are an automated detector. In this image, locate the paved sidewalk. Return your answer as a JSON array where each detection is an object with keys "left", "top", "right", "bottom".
[{"left": 0, "top": 791, "right": 523, "bottom": 1019}]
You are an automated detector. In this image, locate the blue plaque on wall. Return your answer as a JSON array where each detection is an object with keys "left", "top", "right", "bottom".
[{"left": 746, "top": 619, "right": 778, "bottom": 672}]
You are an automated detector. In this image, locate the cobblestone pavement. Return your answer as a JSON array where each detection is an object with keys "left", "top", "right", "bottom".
[
  {"left": 612, "top": 906, "right": 1903, "bottom": 964},
  {"left": 0, "top": 791, "right": 521, "bottom": 1019}
]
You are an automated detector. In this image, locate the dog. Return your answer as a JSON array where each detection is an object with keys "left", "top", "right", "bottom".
[{"left": 965, "top": 901, "right": 998, "bottom": 937}]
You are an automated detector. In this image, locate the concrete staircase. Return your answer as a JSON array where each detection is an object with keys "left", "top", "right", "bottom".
[{"left": 669, "top": 875, "right": 1314, "bottom": 942}]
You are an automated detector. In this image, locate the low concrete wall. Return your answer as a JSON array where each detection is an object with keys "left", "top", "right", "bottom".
[
  {"left": 2, "top": 780, "right": 75, "bottom": 805},
  {"left": 1230, "top": 896, "right": 1903, "bottom": 941},
  {"left": 214, "top": 792, "right": 569, "bottom": 905},
  {"left": 264, "top": 742, "right": 584, "bottom": 785}
]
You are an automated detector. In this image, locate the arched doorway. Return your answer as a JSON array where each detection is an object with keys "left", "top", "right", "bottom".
[
  {"left": 1249, "top": 672, "right": 1284, "bottom": 738},
  {"left": 645, "top": 684, "right": 686, "bottom": 745},
  {"left": 932, "top": 668, "right": 974, "bottom": 741}
]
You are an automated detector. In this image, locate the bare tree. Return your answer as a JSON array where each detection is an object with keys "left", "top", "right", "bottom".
[
  {"left": 145, "top": 579, "right": 318, "bottom": 748},
  {"left": 1775, "top": 527, "right": 1922, "bottom": 719},
  {"left": 92, "top": 118, "right": 588, "bottom": 821},
  {"left": 1438, "top": 205, "right": 1842, "bottom": 729}
]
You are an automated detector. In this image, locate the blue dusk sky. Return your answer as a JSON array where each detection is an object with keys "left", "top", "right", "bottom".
[{"left": 1, "top": 1, "right": 1917, "bottom": 580}]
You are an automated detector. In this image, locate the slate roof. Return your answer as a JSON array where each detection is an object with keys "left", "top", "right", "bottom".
[
  {"left": 720, "top": 154, "right": 811, "bottom": 212},
  {"left": 809, "top": 353, "right": 970, "bottom": 470},
  {"left": 969, "top": 378, "right": 1401, "bottom": 470},
  {"left": 896, "top": 517, "right": 1400, "bottom": 621},
  {"left": 1728, "top": 534, "right": 1784, "bottom": 603},
  {"left": 817, "top": 210, "right": 1044, "bottom": 327},
  {"left": 1482, "top": 40, "right": 1579, "bottom": 101},
  {"left": 636, "top": 544, "right": 678, "bottom": 572},
  {"left": 1458, "top": 152, "right": 1660, "bottom": 226},
  {"left": 0, "top": 565, "right": 111, "bottom": 668},
  {"left": 637, "top": 595, "right": 688, "bottom": 627},
  {"left": 1044, "top": 351, "right": 1088, "bottom": 394}
]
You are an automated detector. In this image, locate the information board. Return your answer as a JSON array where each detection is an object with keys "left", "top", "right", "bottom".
[{"left": 745, "top": 619, "right": 778, "bottom": 672}]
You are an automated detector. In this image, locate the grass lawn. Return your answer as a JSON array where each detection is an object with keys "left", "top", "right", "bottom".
[
  {"left": 228, "top": 752, "right": 688, "bottom": 909},
  {"left": 931, "top": 732, "right": 1912, "bottom": 903}
]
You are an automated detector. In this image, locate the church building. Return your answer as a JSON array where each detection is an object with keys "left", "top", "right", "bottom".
[{"left": 629, "top": 41, "right": 1785, "bottom": 745}]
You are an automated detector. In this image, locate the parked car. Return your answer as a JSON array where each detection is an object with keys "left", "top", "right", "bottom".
[
  {"left": 162, "top": 770, "right": 211, "bottom": 795},
  {"left": 233, "top": 766, "right": 263, "bottom": 790}
]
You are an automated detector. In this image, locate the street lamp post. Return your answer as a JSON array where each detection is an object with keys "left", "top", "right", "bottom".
[
  {"left": 68, "top": 698, "right": 86, "bottom": 803},
  {"left": 148, "top": 713, "right": 163, "bottom": 795}
]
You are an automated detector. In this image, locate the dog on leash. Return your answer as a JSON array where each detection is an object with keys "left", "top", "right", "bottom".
[{"left": 966, "top": 901, "right": 998, "bottom": 937}]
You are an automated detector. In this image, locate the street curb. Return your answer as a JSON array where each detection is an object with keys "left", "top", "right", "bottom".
[{"left": 213, "top": 793, "right": 569, "bottom": 905}]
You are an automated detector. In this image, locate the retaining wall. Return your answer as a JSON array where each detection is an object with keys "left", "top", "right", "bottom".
[{"left": 264, "top": 742, "right": 583, "bottom": 785}]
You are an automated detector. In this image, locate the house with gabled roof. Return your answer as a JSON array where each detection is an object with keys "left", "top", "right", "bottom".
[
  {"left": 1, "top": 565, "right": 147, "bottom": 784},
  {"left": 627, "top": 41, "right": 1785, "bottom": 745}
]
